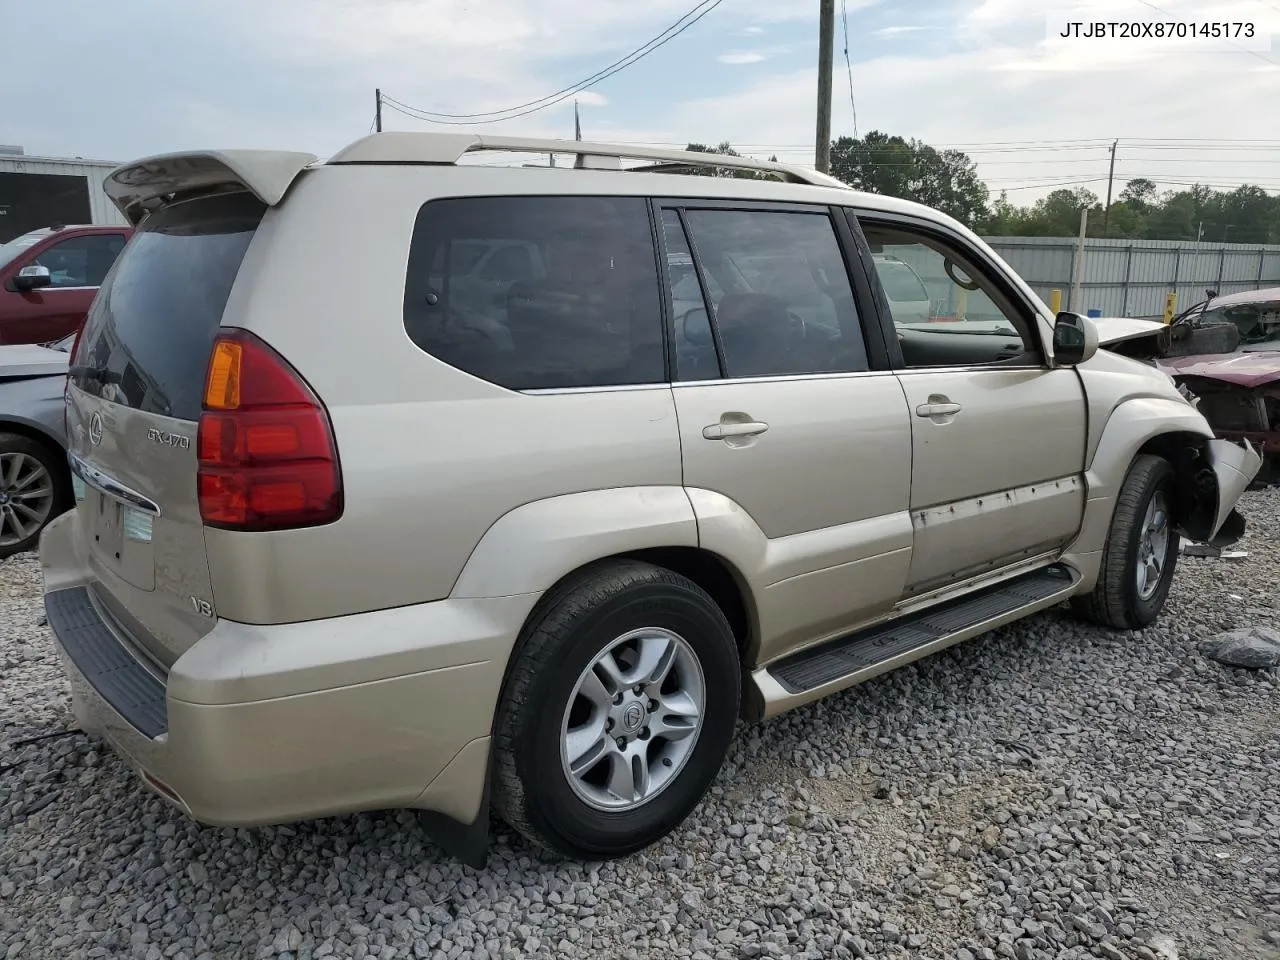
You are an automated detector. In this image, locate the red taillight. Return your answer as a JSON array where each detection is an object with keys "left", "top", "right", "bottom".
[{"left": 196, "top": 329, "right": 342, "bottom": 531}]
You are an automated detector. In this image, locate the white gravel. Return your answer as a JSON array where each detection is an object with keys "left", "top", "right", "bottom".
[{"left": 2, "top": 490, "right": 1278, "bottom": 960}]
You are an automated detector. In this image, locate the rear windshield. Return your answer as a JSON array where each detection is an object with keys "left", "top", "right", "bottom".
[{"left": 73, "top": 192, "right": 265, "bottom": 421}]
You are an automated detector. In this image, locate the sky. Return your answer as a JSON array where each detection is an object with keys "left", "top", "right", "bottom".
[{"left": 3, "top": 0, "right": 1280, "bottom": 204}]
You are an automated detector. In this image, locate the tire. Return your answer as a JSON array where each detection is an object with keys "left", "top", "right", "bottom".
[
  {"left": 1071, "top": 454, "right": 1178, "bottom": 630},
  {"left": 492, "top": 560, "right": 740, "bottom": 860},
  {"left": 0, "top": 432, "right": 71, "bottom": 561}
]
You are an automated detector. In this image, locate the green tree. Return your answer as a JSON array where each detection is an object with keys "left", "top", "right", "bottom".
[
  {"left": 1118, "top": 177, "right": 1158, "bottom": 211},
  {"left": 978, "top": 191, "right": 1035, "bottom": 235},
  {"left": 1144, "top": 184, "right": 1217, "bottom": 241},
  {"left": 684, "top": 142, "right": 777, "bottom": 179},
  {"left": 829, "top": 131, "right": 989, "bottom": 227},
  {"left": 1024, "top": 188, "right": 1101, "bottom": 237},
  {"left": 1098, "top": 200, "right": 1146, "bottom": 240},
  {"left": 1217, "top": 185, "right": 1277, "bottom": 244}
]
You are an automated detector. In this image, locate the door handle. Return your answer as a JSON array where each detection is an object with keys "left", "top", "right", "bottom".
[
  {"left": 915, "top": 402, "right": 962, "bottom": 418},
  {"left": 702, "top": 420, "right": 769, "bottom": 440}
]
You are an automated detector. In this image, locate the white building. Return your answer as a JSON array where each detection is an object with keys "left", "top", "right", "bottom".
[{"left": 0, "top": 147, "right": 128, "bottom": 242}]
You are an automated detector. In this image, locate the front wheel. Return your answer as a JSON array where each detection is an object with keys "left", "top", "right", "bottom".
[
  {"left": 1071, "top": 454, "right": 1179, "bottom": 629},
  {"left": 492, "top": 560, "right": 740, "bottom": 860}
]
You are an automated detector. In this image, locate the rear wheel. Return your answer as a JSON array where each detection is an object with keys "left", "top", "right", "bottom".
[
  {"left": 493, "top": 560, "right": 740, "bottom": 860},
  {"left": 0, "top": 433, "right": 69, "bottom": 560},
  {"left": 1071, "top": 454, "right": 1178, "bottom": 629}
]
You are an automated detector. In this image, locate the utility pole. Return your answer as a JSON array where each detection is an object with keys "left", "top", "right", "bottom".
[
  {"left": 375, "top": 88, "right": 382, "bottom": 133},
  {"left": 815, "top": 0, "right": 835, "bottom": 173},
  {"left": 1070, "top": 206, "right": 1088, "bottom": 313},
  {"left": 1102, "top": 139, "right": 1117, "bottom": 234}
]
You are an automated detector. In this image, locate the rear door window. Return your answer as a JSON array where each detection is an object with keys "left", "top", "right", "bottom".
[
  {"left": 403, "top": 196, "right": 665, "bottom": 390},
  {"left": 73, "top": 192, "right": 265, "bottom": 421},
  {"left": 668, "top": 207, "right": 870, "bottom": 379}
]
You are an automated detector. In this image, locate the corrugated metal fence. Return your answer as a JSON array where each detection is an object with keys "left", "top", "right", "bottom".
[{"left": 982, "top": 235, "right": 1280, "bottom": 318}]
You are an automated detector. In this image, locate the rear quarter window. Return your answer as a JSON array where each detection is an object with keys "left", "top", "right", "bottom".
[{"left": 403, "top": 196, "right": 665, "bottom": 390}]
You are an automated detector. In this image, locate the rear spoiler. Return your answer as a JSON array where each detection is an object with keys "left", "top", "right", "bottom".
[{"left": 104, "top": 150, "right": 319, "bottom": 225}]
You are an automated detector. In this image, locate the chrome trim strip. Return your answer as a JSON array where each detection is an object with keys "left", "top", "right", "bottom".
[
  {"left": 521, "top": 370, "right": 898, "bottom": 394},
  {"left": 68, "top": 453, "right": 162, "bottom": 517},
  {"left": 518, "top": 365, "right": 1049, "bottom": 395},
  {"left": 895, "top": 550, "right": 1062, "bottom": 614},
  {"left": 519, "top": 383, "right": 670, "bottom": 396}
]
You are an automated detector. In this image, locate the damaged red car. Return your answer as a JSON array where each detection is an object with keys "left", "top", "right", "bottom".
[
  {"left": 1155, "top": 352, "right": 1280, "bottom": 481},
  {"left": 1095, "top": 289, "right": 1280, "bottom": 484}
]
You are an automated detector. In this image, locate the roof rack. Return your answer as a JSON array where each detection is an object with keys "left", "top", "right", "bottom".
[{"left": 326, "top": 132, "right": 849, "bottom": 190}]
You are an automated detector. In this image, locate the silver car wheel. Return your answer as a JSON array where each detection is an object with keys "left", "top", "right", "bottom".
[
  {"left": 1135, "top": 489, "right": 1170, "bottom": 602},
  {"left": 560, "top": 627, "right": 706, "bottom": 812},
  {"left": 0, "top": 451, "right": 56, "bottom": 548}
]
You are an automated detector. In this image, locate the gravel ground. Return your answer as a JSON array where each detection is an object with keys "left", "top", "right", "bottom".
[{"left": 2, "top": 491, "right": 1278, "bottom": 960}]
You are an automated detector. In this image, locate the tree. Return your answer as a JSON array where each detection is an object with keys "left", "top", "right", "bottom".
[
  {"left": 1218, "top": 185, "right": 1277, "bottom": 244},
  {"left": 1144, "top": 184, "right": 1217, "bottom": 241},
  {"left": 685, "top": 133, "right": 1280, "bottom": 241},
  {"left": 684, "top": 142, "right": 777, "bottom": 179},
  {"left": 979, "top": 191, "right": 1032, "bottom": 236},
  {"left": 828, "top": 131, "right": 990, "bottom": 227},
  {"left": 1118, "top": 178, "right": 1158, "bottom": 211}
]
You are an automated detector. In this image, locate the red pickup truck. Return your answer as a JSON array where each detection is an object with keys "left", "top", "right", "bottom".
[{"left": 0, "top": 224, "right": 132, "bottom": 345}]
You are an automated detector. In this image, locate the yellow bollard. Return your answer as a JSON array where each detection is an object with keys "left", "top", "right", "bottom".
[
  {"left": 1049, "top": 288, "right": 1062, "bottom": 314},
  {"left": 955, "top": 286, "right": 968, "bottom": 320},
  {"left": 1163, "top": 291, "right": 1178, "bottom": 324}
]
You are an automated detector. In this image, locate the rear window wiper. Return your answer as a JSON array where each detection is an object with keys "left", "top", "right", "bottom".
[{"left": 68, "top": 364, "right": 122, "bottom": 385}]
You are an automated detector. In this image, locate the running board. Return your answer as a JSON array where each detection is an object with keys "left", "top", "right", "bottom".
[{"left": 757, "top": 564, "right": 1078, "bottom": 712}]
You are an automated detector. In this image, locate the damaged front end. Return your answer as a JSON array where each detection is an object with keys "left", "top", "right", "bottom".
[
  {"left": 1156, "top": 354, "right": 1280, "bottom": 474},
  {"left": 1094, "top": 310, "right": 1280, "bottom": 487},
  {"left": 1166, "top": 435, "right": 1262, "bottom": 549}
]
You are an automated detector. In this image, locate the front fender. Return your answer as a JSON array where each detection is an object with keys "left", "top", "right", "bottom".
[
  {"left": 1085, "top": 398, "right": 1213, "bottom": 500},
  {"left": 1081, "top": 398, "right": 1260, "bottom": 551}
]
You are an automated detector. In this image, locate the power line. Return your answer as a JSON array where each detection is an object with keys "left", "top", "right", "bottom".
[
  {"left": 993, "top": 178, "right": 1108, "bottom": 192},
  {"left": 381, "top": 0, "right": 726, "bottom": 125},
  {"left": 839, "top": 0, "right": 857, "bottom": 138}
]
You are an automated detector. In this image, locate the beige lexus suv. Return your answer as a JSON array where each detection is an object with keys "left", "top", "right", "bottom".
[{"left": 39, "top": 134, "right": 1260, "bottom": 865}]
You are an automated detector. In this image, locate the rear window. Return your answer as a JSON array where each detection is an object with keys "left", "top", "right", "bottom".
[
  {"left": 403, "top": 196, "right": 665, "bottom": 391},
  {"left": 73, "top": 192, "right": 265, "bottom": 421}
]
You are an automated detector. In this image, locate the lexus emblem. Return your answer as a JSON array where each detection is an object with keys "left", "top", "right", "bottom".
[{"left": 88, "top": 411, "right": 104, "bottom": 447}]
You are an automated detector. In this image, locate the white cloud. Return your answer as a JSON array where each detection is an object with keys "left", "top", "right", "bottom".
[
  {"left": 874, "top": 25, "right": 929, "bottom": 37},
  {"left": 9, "top": 0, "right": 1279, "bottom": 208},
  {"left": 663, "top": 30, "right": 1280, "bottom": 201}
]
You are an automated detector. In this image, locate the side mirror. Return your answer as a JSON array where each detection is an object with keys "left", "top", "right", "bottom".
[
  {"left": 1052, "top": 311, "right": 1099, "bottom": 366},
  {"left": 14, "top": 264, "right": 51, "bottom": 292}
]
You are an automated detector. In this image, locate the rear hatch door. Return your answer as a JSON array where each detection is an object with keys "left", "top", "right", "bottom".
[{"left": 67, "top": 191, "right": 266, "bottom": 668}]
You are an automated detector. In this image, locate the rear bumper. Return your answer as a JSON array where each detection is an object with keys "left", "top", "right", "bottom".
[{"left": 38, "top": 511, "right": 537, "bottom": 828}]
